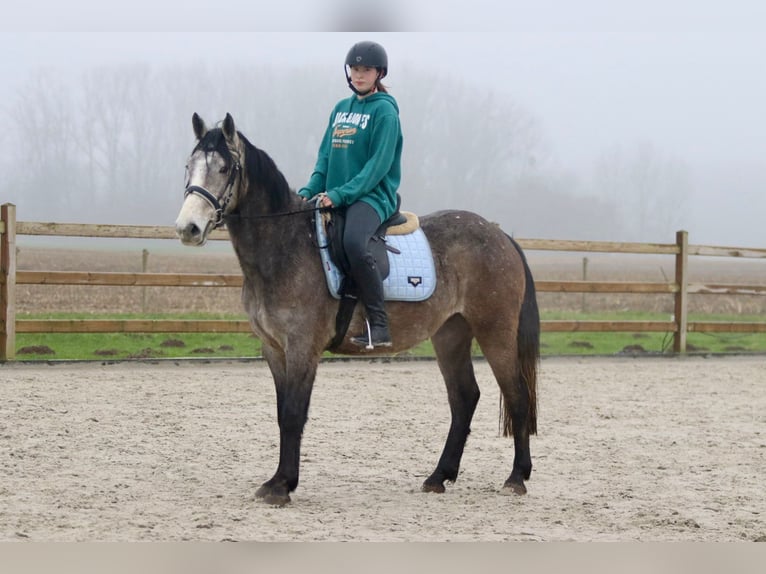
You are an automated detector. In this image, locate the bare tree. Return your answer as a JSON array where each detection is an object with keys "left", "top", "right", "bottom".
[
  {"left": 592, "top": 142, "right": 692, "bottom": 240},
  {"left": 3, "top": 61, "right": 632, "bottom": 243},
  {"left": 395, "top": 68, "right": 548, "bottom": 231},
  {"left": 511, "top": 169, "right": 622, "bottom": 239},
  {"left": 5, "top": 71, "right": 83, "bottom": 220}
]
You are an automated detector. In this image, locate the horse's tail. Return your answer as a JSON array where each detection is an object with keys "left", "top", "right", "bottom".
[{"left": 504, "top": 235, "right": 540, "bottom": 437}]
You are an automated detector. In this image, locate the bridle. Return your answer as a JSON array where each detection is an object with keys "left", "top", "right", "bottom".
[{"left": 184, "top": 148, "right": 242, "bottom": 230}]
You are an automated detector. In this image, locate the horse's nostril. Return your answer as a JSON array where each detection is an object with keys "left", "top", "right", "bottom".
[{"left": 189, "top": 223, "right": 200, "bottom": 237}]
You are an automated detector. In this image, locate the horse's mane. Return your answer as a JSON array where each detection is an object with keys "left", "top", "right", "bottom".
[
  {"left": 238, "top": 132, "right": 293, "bottom": 212},
  {"left": 195, "top": 127, "right": 293, "bottom": 213}
]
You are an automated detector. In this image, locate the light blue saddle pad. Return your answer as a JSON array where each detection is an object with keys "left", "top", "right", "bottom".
[{"left": 315, "top": 213, "right": 437, "bottom": 302}]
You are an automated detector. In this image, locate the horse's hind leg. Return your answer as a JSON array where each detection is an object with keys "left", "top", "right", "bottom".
[
  {"left": 422, "top": 314, "right": 480, "bottom": 493},
  {"left": 475, "top": 331, "right": 533, "bottom": 495}
]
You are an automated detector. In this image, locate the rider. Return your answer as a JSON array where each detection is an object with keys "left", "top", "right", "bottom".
[{"left": 298, "top": 40, "right": 403, "bottom": 349}]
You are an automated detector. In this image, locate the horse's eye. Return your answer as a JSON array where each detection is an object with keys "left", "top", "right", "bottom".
[{"left": 219, "top": 165, "right": 229, "bottom": 174}]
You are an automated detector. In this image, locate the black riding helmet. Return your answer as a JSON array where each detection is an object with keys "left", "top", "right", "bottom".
[{"left": 344, "top": 41, "right": 388, "bottom": 95}]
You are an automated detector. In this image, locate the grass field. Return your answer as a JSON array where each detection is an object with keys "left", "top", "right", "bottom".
[
  {"left": 10, "top": 245, "right": 766, "bottom": 360},
  {"left": 14, "top": 311, "right": 766, "bottom": 360}
]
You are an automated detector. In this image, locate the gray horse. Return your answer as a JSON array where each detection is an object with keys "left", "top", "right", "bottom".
[{"left": 175, "top": 113, "right": 540, "bottom": 506}]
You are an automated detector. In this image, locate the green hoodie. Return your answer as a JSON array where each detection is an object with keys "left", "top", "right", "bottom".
[{"left": 298, "top": 92, "right": 403, "bottom": 223}]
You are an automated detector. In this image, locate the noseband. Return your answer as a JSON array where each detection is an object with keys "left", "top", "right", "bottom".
[{"left": 184, "top": 153, "right": 242, "bottom": 229}]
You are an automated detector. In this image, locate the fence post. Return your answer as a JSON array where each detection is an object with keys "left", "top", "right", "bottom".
[
  {"left": 1, "top": 203, "right": 17, "bottom": 361},
  {"left": 141, "top": 248, "right": 149, "bottom": 312},
  {"left": 673, "top": 230, "right": 689, "bottom": 353}
]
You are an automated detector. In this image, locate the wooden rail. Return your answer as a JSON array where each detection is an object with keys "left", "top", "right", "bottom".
[
  {"left": 2, "top": 202, "right": 766, "bottom": 360},
  {"left": 16, "top": 271, "right": 244, "bottom": 287},
  {"left": 14, "top": 319, "right": 252, "bottom": 334}
]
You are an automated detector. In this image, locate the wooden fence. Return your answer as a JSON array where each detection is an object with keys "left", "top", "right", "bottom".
[{"left": 2, "top": 202, "right": 766, "bottom": 361}]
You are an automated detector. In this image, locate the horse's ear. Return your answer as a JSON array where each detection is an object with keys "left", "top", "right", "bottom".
[
  {"left": 192, "top": 113, "right": 208, "bottom": 141},
  {"left": 222, "top": 113, "right": 237, "bottom": 144}
]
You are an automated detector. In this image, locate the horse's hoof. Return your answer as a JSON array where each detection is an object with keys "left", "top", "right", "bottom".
[
  {"left": 501, "top": 481, "right": 527, "bottom": 496},
  {"left": 255, "top": 483, "right": 291, "bottom": 506},
  {"left": 262, "top": 493, "right": 291, "bottom": 507},
  {"left": 421, "top": 481, "right": 446, "bottom": 494}
]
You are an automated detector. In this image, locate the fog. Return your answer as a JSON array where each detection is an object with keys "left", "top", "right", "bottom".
[{"left": 1, "top": 1, "right": 765, "bottom": 247}]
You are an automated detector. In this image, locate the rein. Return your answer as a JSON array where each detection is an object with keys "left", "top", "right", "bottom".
[
  {"left": 186, "top": 175, "right": 330, "bottom": 227},
  {"left": 223, "top": 203, "right": 330, "bottom": 223},
  {"left": 184, "top": 142, "right": 330, "bottom": 228}
]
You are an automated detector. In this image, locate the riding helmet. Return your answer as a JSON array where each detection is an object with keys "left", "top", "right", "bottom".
[{"left": 345, "top": 41, "right": 388, "bottom": 78}]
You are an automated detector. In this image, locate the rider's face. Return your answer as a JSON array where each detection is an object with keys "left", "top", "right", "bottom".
[{"left": 349, "top": 65, "right": 379, "bottom": 94}]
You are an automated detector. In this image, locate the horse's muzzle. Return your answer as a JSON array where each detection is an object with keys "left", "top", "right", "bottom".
[
  {"left": 175, "top": 194, "right": 217, "bottom": 246},
  {"left": 175, "top": 219, "right": 211, "bottom": 246}
]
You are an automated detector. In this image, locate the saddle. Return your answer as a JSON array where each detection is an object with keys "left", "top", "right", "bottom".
[
  {"left": 314, "top": 196, "right": 437, "bottom": 350},
  {"left": 323, "top": 205, "right": 407, "bottom": 287}
]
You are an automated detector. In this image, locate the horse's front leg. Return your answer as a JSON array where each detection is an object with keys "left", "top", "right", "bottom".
[{"left": 255, "top": 343, "right": 319, "bottom": 506}]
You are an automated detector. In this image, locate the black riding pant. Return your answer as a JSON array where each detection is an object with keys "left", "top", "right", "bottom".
[{"left": 342, "top": 201, "right": 388, "bottom": 324}]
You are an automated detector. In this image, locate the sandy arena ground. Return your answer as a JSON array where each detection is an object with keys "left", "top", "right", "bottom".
[{"left": 1, "top": 356, "right": 764, "bottom": 542}]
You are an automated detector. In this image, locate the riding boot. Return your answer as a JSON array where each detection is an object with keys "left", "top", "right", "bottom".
[{"left": 349, "top": 257, "right": 392, "bottom": 348}]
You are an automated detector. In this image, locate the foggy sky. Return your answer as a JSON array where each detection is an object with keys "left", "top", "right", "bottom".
[{"left": 2, "top": 1, "right": 765, "bottom": 246}]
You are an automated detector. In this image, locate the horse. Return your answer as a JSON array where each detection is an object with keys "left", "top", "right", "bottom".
[{"left": 175, "top": 113, "right": 540, "bottom": 506}]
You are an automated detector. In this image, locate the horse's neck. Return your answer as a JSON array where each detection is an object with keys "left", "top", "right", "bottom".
[{"left": 227, "top": 193, "right": 315, "bottom": 281}]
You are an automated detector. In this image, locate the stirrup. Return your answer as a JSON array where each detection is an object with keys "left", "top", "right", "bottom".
[{"left": 350, "top": 319, "right": 392, "bottom": 350}]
